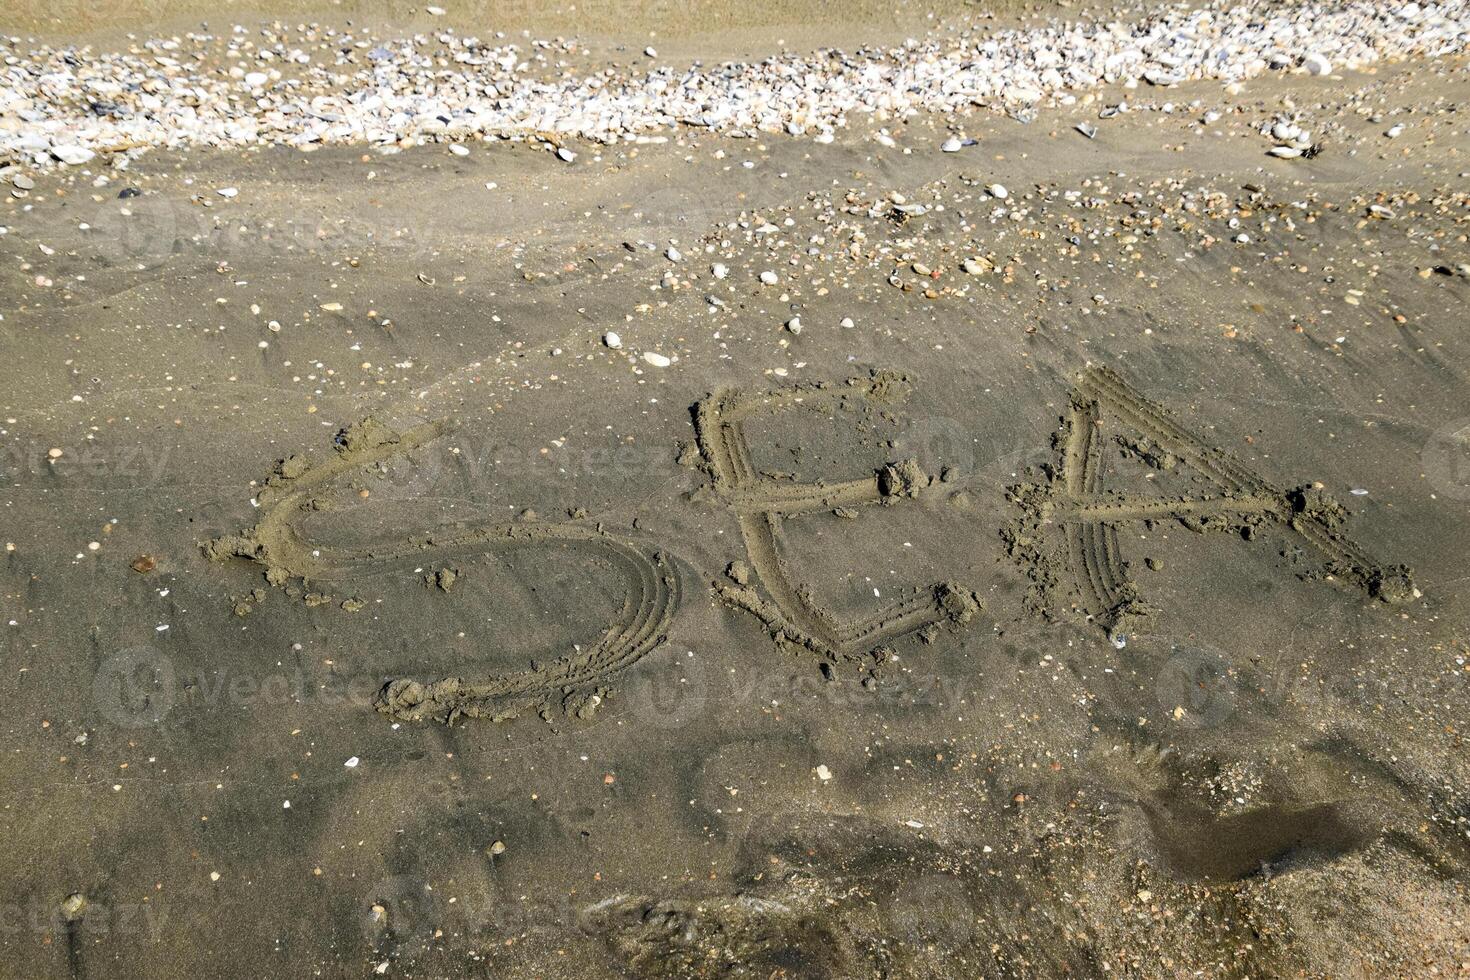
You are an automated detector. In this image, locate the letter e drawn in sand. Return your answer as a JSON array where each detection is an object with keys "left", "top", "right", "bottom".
[
  {"left": 1005, "top": 365, "right": 1418, "bottom": 636},
  {"left": 690, "top": 372, "right": 980, "bottom": 665},
  {"left": 203, "top": 417, "right": 681, "bottom": 726}
]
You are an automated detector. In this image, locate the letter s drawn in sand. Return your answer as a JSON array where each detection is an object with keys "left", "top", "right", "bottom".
[{"left": 203, "top": 418, "right": 681, "bottom": 726}]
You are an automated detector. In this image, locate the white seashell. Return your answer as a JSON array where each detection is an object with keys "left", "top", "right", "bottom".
[
  {"left": 1268, "top": 145, "right": 1302, "bottom": 158},
  {"left": 556, "top": 147, "right": 576, "bottom": 162},
  {"left": 941, "top": 137, "right": 963, "bottom": 152},
  {"left": 759, "top": 270, "right": 779, "bottom": 285},
  {"left": 987, "top": 183, "right": 1009, "bottom": 200},
  {"left": 52, "top": 145, "right": 95, "bottom": 165},
  {"left": 642, "top": 351, "right": 671, "bottom": 367},
  {"left": 603, "top": 331, "right": 622, "bottom": 349}
]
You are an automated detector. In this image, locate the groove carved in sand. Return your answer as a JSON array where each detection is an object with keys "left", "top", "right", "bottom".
[
  {"left": 203, "top": 418, "right": 680, "bottom": 725},
  {"left": 691, "top": 373, "right": 979, "bottom": 663},
  {"left": 1006, "top": 366, "right": 1417, "bottom": 633}
]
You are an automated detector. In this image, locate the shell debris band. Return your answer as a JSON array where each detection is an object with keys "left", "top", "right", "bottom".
[{"left": 3, "top": 1, "right": 1469, "bottom": 168}]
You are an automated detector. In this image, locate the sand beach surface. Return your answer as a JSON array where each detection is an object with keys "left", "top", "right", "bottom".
[{"left": 1, "top": 0, "right": 1469, "bottom": 976}]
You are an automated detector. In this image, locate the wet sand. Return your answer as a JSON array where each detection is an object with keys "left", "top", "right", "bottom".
[{"left": 2, "top": 4, "right": 1470, "bottom": 978}]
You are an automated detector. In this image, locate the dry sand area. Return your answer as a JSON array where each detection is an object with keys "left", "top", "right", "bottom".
[{"left": 2, "top": 1, "right": 1470, "bottom": 977}]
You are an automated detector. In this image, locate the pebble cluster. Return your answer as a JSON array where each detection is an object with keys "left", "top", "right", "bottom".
[{"left": 2, "top": 0, "right": 1469, "bottom": 169}]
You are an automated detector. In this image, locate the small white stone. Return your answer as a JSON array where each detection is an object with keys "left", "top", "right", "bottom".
[
  {"left": 816, "top": 764, "right": 833, "bottom": 781},
  {"left": 603, "top": 331, "right": 622, "bottom": 349},
  {"left": 52, "top": 145, "right": 95, "bottom": 165},
  {"left": 839, "top": 317, "right": 854, "bottom": 328},
  {"left": 644, "top": 46, "right": 657, "bottom": 57},
  {"left": 642, "top": 351, "right": 671, "bottom": 367},
  {"left": 344, "top": 756, "right": 360, "bottom": 768},
  {"left": 243, "top": 71, "right": 269, "bottom": 88},
  {"left": 941, "top": 137, "right": 963, "bottom": 152},
  {"left": 1268, "top": 145, "right": 1303, "bottom": 158},
  {"left": 711, "top": 263, "right": 728, "bottom": 279},
  {"left": 217, "top": 187, "right": 238, "bottom": 198},
  {"left": 449, "top": 144, "right": 470, "bottom": 156},
  {"left": 665, "top": 246, "right": 682, "bottom": 262},
  {"left": 1303, "top": 52, "right": 1332, "bottom": 75},
  {"left": 556, "top": 147, "right": 576, "bottom": 163},
  {"left": 759, "top": 270, "right": 779, "bottom": 285},
  {"left": 786, "top": 316, "right": 802, "bottom": 334},
  {"left": 987, "top": 183, "right": 1009, "bottom": 200}
]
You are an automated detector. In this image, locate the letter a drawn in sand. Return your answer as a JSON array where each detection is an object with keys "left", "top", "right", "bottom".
[{"left": 1006, "top": 366, "right": 1418, "bottom": 635}]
